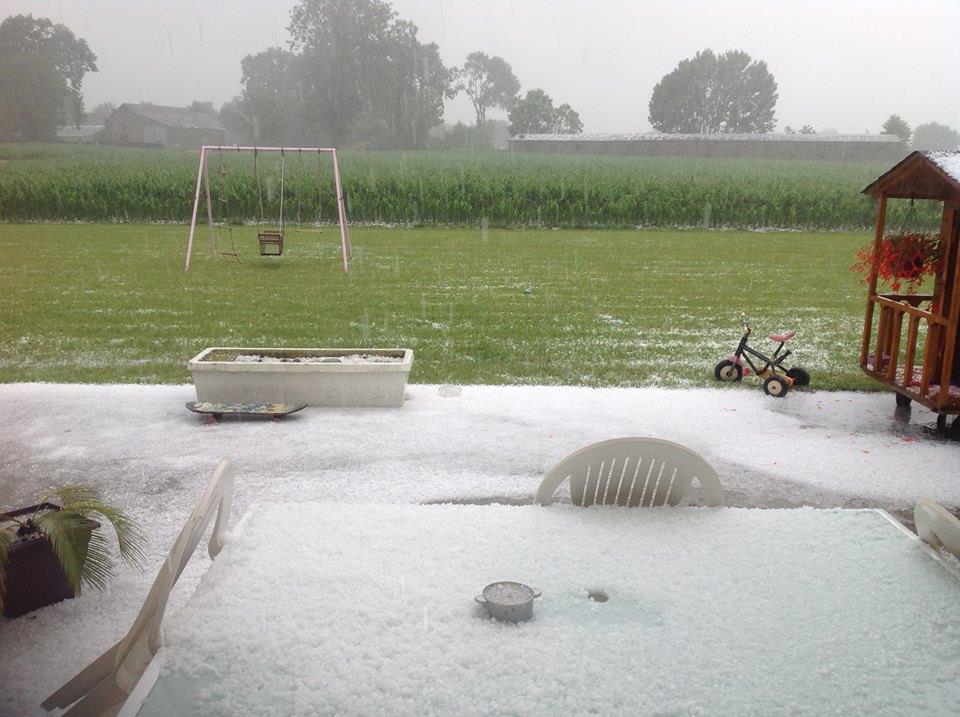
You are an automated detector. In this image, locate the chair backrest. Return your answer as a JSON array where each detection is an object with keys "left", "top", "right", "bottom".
[
  {"left": 915, "top": 499, "right": 960, "bottom": 558},
  {"left": 42, "top": 458, "right": 235, "bottom": 716},
  {"left": 536, "top": 437, "right": 724, "bottom": 507}
]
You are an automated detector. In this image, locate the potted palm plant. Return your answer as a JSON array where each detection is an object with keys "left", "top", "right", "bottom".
[{"left": 0, "top": 485, "right": 145, "bottom": 618}]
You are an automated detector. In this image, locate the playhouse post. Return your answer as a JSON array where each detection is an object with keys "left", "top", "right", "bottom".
[
  {"left": 938, "top": 208, "right": 960, "bottom": 403},
  {"left": 860, "top": 194, "right": 886, "bottom": 365}
]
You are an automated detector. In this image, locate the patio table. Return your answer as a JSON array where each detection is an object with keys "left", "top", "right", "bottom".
[{"left": 127, "top": 504, "right": 960, "bottom": 715}]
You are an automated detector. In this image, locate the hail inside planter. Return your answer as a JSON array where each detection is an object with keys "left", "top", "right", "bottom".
[{"left": 188, "top": 348, "right": 413, "bottom": 408}]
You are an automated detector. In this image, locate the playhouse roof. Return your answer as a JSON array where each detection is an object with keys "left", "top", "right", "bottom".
[{"left": 862, "top": 150, "right": 960, "bottom": 201}]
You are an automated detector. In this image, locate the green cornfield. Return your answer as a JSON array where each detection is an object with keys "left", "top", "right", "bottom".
[{"left": 0, "top": 143, "right": 936, "bottom": 230}]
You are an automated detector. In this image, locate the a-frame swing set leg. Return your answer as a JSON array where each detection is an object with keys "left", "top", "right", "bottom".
[
  {"left": 184, "top": 147, "right": 205, "bottom": 271},
  {"left": 202, "top": 158, "right": 215, "bottom": 257},
  {"left": 331, "top": 148, "right": 352, "bottom": 270}
]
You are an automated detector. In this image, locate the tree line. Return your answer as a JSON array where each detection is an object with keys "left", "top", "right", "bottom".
[
  {"left": 2, "top": 5, "right": 959, "bottom": 152},
  {"left": 217, "top": 1, "right": 583, "bottom": 147},
  {"left": 0, "top": 3, "right": 583, "bottom": 148},
  {"left": 881, "top": 114, "right": 960, "bottom": 152}
]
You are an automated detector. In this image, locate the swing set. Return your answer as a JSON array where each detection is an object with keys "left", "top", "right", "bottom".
[{"left": 184, "top": 146, "right": 351, "bottom": 272}]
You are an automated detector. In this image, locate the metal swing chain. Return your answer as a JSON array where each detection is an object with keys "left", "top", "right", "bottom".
[
  {"left": 316, "top": 150, "right": 324, "bottom": 227},
  {"left": 253, "top": 148, "right": 265, "bottom": 226},
  {"left": 215, "top": 148, "right": 226, "bottom": 226},
  {"left": 296, "top": 148, "right": 304, "bottom": 226},
  {"left": 278, "top": 149, "right": 286, "bottom": 234},
  {"left": 211, "top": 148, "right": 239, "bottom": 261}
]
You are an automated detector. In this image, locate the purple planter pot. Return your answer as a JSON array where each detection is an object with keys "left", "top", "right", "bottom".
[{"left": 2, "top": 503, "right": 97, "bottom": 619}]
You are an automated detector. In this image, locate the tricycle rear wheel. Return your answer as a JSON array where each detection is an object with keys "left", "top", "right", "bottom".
[
  {"left": 714, "top": 360, "right": 743, "bottom": 382},
  {"left": 763, "top": 375, "right": 789, "bottom": 398}
]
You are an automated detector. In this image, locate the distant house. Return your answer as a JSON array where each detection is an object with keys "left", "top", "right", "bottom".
[
  {"left": 507, "top": 132, "right": 907, "bottom": 162},
  {"left": 101, "top": 103, "right": 226, "bottom": 148},
  {"left": 56, "top": 124, "right": 104, "bottom": 143}
]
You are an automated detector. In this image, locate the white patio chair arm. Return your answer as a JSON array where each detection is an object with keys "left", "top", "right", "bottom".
[
  {"left": 915, "top": 499, "right": 960, "bottom": 558},
  {"left": 42, "top": 458, "right": 235, "bottom": 716}
]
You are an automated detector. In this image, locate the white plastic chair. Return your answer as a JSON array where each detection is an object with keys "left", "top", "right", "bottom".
[
  {"left": 914, "top": 499, "right": 960, "bottom": 558},
  {"left": 536, "top": 437, "right": 724, "bottom": 507},
  {"left": 42, "top": 458, "right": 235, "bottom": 717}
]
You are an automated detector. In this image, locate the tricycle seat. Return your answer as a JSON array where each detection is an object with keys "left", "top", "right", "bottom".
[{"left": 768, "top": 331, "right": 796, "bottom": 343}]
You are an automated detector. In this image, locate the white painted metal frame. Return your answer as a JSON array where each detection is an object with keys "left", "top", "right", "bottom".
[
  {"left": 185, "top": 146, "right": 352, "bottom": 273},
  {"left": 42, "top": 458, "right": 236, "bottom": 716},
  {"left": 536, "top": 437, "right": 724, "bottom": 507}
]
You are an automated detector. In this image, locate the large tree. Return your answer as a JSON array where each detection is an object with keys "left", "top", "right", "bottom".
[
  {"left": 458, "top": 51, "right": 519, "bottom": 127},
  {"left": 219, "top": 96, "right": 253, "bottom": 143},
  {"left": 240, "top": 47, "right": 307, "bottom": 144},
  {"left": 648, "top": 49, "right": 777, "bottom": 134},
  {"left": 553, "top": 104, "right": 582, "bottom": 134},
  {"left": 287, "top": 0, "right": 452, "bottom": 148},
  {"left": 508, "top": 89, "right": 582, "bottom": 135},
  {"left": 365, "top": 19, "right": 456, "bottom": 148},
  {"left": 0, "top": 54, "right": 64, "bottom": 140},
  {"left": 881, "top": 114, "right": 911, "bottom": 143},
  {"left": 289, "top": 0, "right": 394, "bottom": 146},
  {"left": 403, "top": 39, "right": 457, "bottom": 147},
  {"left": 0, "top": 14, "right": 97, "bottom": 139},
  {"left": 911, "top": 122, "right": 958, "bottom": 151}
]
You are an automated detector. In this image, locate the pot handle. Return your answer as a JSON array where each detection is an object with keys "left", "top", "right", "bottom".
[
  {"left": 474, "top": 595, "right": 486, "bottom": 605},
  {"left": 532, "top": 588, "right": 542, "bottom": 599}
]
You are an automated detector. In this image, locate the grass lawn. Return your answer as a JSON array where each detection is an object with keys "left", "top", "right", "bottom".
[{"left": 0, "top": 223, "right": 875, "bottom": 389}]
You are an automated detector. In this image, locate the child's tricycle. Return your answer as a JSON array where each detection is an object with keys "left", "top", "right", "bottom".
[{"left": 714, "top": 314, "right": 810, "bottom": 397}]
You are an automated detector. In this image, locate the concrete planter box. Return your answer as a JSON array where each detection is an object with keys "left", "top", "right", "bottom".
[{"left": 188, "top": 348, "right": 413, "bottom": 408}]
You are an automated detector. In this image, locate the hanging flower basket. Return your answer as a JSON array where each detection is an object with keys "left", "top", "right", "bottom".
[{"left": 853, "top": 232, "right": 942, "bottom": 293}]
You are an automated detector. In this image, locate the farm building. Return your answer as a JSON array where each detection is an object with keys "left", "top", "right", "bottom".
[
  {"left": 101, "top": 104, "right": 226, "bottom": 148},
  {"left": 507, "top": 133, "right": 907, "bottom": 162},
  {"left": 55, "top": 124, "right": 104, "bottom": 144}
]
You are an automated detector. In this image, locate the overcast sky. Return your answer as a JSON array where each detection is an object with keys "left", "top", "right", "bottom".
[{"left": 5, "top": 0, "right": 959, "bottom": 133}]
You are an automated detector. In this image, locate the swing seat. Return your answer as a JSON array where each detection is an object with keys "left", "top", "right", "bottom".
[{"left": 258, "top": 229, "right": 284, "bottom": 257}]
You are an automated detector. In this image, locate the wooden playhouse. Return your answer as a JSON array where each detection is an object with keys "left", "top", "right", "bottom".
[{"left": 860, "top": 150, "right": 960, "bottom": 435}]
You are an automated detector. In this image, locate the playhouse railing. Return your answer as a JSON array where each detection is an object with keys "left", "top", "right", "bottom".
[{"left": 861, "top": 293, "right": 955, "bottom": 407}]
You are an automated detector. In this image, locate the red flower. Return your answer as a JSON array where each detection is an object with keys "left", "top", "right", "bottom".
[{"left": 852, "top": 232, "right": 942, "bottom": 293}]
